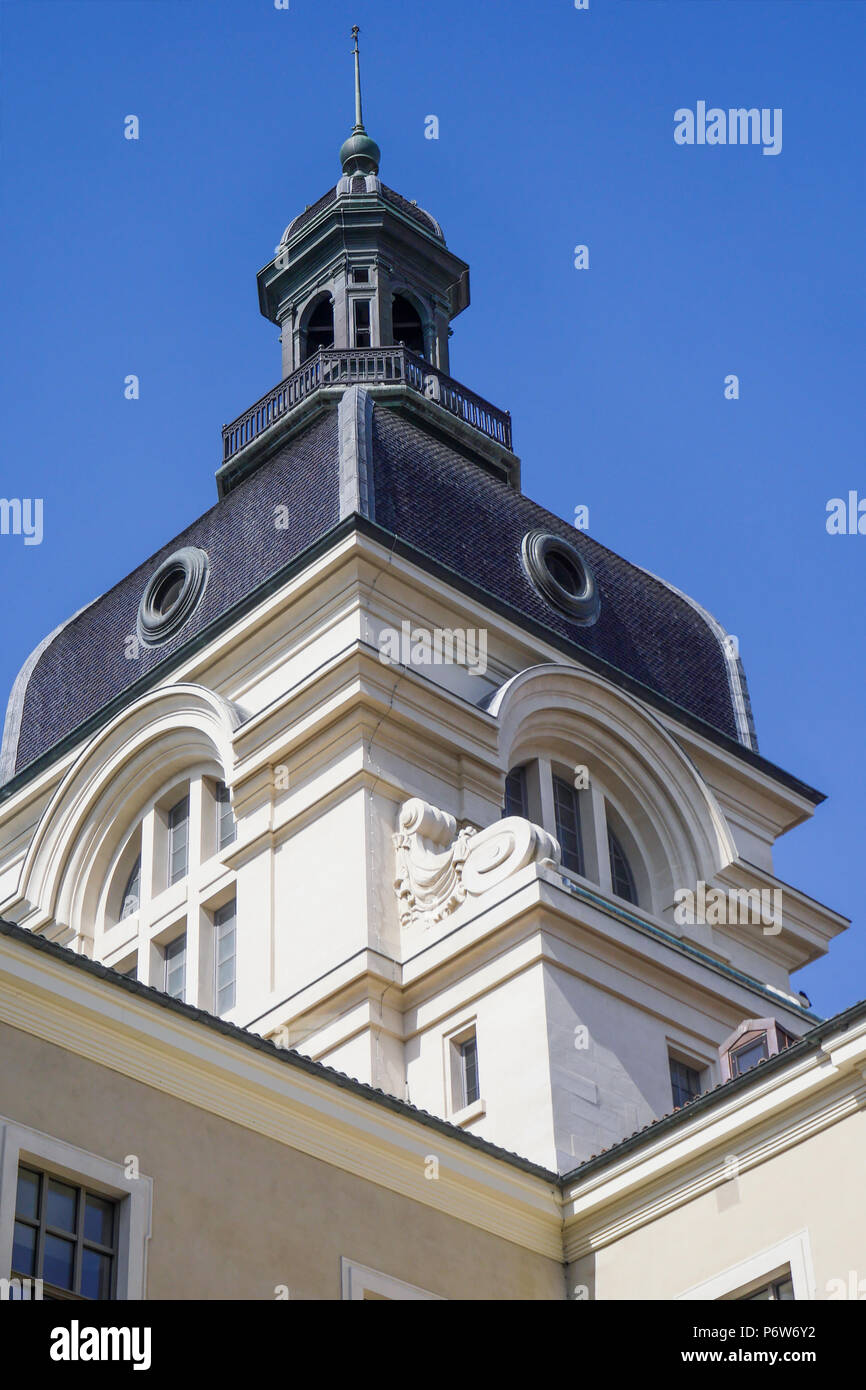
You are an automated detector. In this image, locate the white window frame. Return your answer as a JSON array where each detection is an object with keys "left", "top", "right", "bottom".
[
  {"left": 0, "top": 1117, "right": 152, "bottom": 1300},
  {"left": 340, "top": 1257, "right": 443, "bottom": 1301},
  {"left": 675, "top": 1230, "right": 815, "bottom": 1301}
]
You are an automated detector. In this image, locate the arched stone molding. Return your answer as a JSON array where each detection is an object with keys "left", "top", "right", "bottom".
[
  {"left": 488, "top": 664, "right": 737, "bottom": 911},
  {"left": 16, "top": 684, "right": 241, "bottom": 944}
]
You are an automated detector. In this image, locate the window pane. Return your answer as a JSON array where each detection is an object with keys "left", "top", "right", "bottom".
[
  {"left": 670, "top": 1058, "right": 702, "bottom": 1109},
  {"left": 81, "top": 1248, "right": 114, "bottom": 1300},
  {"left": 44, "top": 1234, "right": 75, "bottom": 1291},
  {"left": 504, "top": 766, "right": 528, "bottom": 819},
  {"left": 46, "top": 1178, "right": 77, "bottom": 1234},
  {"left": 216, "top": 781, "right": 236, "bottom": 849},
  {"left": 165, "top": 934, "right": 187, "bottom": 1000},
  {"left": 215, "top": 900, "right": 236, "bottom": 1014},
  {"left": 608, "top": 826, "right": 638, "bottom": 904},
  {"left": 731, "top": 1035, "right": 768, "bottom": 1077},
  {"left": 553, "top": 776, "right": 584, "bottom": 875},
  {"left": 12, "top": 1221, "right": 37, "bottom": 1277},
  {"left": 460, "top": 1037, "right": 480, "bottom": 1107},
  {"left": 84, "top": 1195, "right": 114, "bottom": 1248},
  {"left": 120, "top": 853, "right": 141, "bottom": 918},
  {"left": 168, "top": 796, "right": 189, "bottom": 885},
  {"left": 15, "top": 1167, "right": 40, "bottom": 1221}
]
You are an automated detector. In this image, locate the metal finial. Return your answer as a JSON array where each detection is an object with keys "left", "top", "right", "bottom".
[{"left": 351, "top": 26, "right": 364, "bottom": 132}]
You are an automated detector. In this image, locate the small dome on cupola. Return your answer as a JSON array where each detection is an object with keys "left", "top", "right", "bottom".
[{"left": 340, "top": 26, "right": 381, "bottom": 175}]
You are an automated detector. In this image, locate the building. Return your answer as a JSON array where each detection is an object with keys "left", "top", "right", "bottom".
[{"left": 0, "top": 34, "right": 862, "bottom": 1302}]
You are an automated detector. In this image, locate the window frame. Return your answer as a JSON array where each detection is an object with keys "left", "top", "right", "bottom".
[
  {"left": 11, "top": 1165, "right": 119, "bottom": 1300},
  {"left": 0, "top": 1117, "right": 152, "bottom": 1301}
]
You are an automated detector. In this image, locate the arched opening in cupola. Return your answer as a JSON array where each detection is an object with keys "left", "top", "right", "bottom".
[
  {"left": 302, "top": 296, "right": 334, "bottom": 361},
  {"left": 392, "top": 294, "right": 425, "bottom": 357}
]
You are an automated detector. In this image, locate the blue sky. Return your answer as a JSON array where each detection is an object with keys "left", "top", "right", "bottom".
[{"left": 1, "top": 0, "right": 863, "bottom": 1014}]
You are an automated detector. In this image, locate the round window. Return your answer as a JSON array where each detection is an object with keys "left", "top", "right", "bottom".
[
  {"left": 520, "top": 530, "right": 600, "bottom": 625},
  {"left": 136, "top": 547, "right": 209, "bottom": 647}
]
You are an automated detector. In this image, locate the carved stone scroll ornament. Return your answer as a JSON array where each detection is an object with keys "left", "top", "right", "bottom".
[{"left": 393, "top": 798, "right": 561, "bottom": 928}]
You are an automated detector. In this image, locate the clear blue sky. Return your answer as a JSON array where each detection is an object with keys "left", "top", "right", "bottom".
[{"left": 1, "top": 0, "right": 863, "bottom": 1014}]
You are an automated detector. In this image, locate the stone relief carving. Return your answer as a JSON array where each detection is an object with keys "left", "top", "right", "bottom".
[{"left": 393, "top": 798, "right": 561, "bottom": 928}]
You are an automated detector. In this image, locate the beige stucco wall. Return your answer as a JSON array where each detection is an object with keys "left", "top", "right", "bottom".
[
  {"left": 0, "top": 1020, "right": 565, "bottom": 1301},
  {"left": 568, "top": 1106, "right": 866, "bottom": 1300}
]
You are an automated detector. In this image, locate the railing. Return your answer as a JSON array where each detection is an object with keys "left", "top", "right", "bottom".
[{"left": 221, "top": 346, "right": 512, "bottom": 464}]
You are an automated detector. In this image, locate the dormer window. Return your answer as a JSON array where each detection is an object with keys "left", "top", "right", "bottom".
[
  {"left": 720, "top": 1019, "right": 797, "bottom": 1082},
  {"left": 504, "top": 765, "right": 528, "bottom": 818},
  {"left": 552, "top": 775, "right": 584, "bottom": 876},
  {"left": 608, "top": 826, "right": 637, "bottom": 905}
]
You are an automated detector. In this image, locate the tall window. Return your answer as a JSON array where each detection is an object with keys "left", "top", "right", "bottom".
[
  {"left": 552, "top": 775, "right": 584, "bottom": 876},
  {"left": 168, "top": 796, "right": 189, "bottom": 886},
  {"left": 458, "top": 1036, "right": 480, "bottom": 1108},
  {"left": 353, "top": 299, "right": 372, "bottom": 349},
  {"left": 216, "top": 781, "right": 236, "bottom": 849},
  {"left": 12, "top": 1166, "right": 117, "bottom": 1300},
  {"left": 214, "top": 900, "right": 237, "bottom": 1014},
  {"left": 608, "top": 827, "right": 637, "bottom": 904},
  {"left": 669, "top": 1057, "right": 702, "bottom": 1109},
  {"left": 504, "top": 766, "right": 528, "bottom": 818},
  {"left": 120, "top": 855, "right": 141, "bottom": 919},
  {"left": 164, "top": 934, "right": 186, "bottom": 1001}
]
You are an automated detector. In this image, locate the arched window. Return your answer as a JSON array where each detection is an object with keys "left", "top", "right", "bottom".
[
  {"left": 607, "top": 826, "right": 637, "bottom": 904},
  {"left": 302, "top": 297, "right": 334, "bottom": 361},
  {"left": 392, "top": 294, "right": 425, "bottom": 356},
  {"left": 120, "top": 855, "right": 141, "bottom": 920}
]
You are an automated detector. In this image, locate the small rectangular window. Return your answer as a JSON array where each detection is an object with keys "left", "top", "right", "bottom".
[
  {"left": 669, "top": 1056, "right": 702, "bottom": 1109},
  {"left": 215, "top": 781, "right": 236, "bottom": 849},
  {"left": 164, "top": 933, "right": 186, "bottom": 1001},
  {"left": 504, "top": 766, "right": 528, "bottom": 818},
  {"left": 214, "top": 900, "right": 237, "bottom": 1015},
  {"left": 352, "top": 266, "right": 370, "bottom": 283},
  {"left": 552, "top": 775, "right": 584, "bottom": 876},
  {"left": 458, "top": 1036, "right": 480, "bottom": 1108},
  {"left": 167, "top": 795, "right": 189, "bottom": 885},
  {"left": 11, "top": 1165, "right": 118, "bottom": 1300},
  {"left": 354, "top": 299, "right": 372, "bottom": 348}
]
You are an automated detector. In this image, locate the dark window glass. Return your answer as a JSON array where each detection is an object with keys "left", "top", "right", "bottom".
[
  {"left": 669, "top": 1057, "right": 702, "bottom": 1109},
  {"left": 120, "top": 854, "right": 141, "bottom": 919},
  {"left": 354, "top": 299, "right": 372, "bottom": 348},
  {"left": 504, "top": 766, "right": 528, "bottom": 819},
  {"left": 553, "top": 775, "right": 584, "bottom": 876},
  {"left": 392, "top": 294, "right": 425, "bottom": 356},
  {"left": 216, "top": 781, "right": 236, "bottom": 850},
  {"left": 12, "top": 1166, "right": 118, "bottom": 1300},
  {"left": 46, "top": 1179, "right": 77, "bottom": 1234},
  {"left": 730, "top": 1033, "right": 769, "bottom": 1077},
  {"left": 164, "top": 934, "right": 186, "bottom": 1000},
  {"left": 546, "top": 550, "right": 583, "bottom": 596},
  {"left": 352, "top": 266, "right": 370, "bottom": 283},
  {"left": 303, "top": 298, "right": 334, "bottom": 359},
  {"left": 608, "top": 827, "right": 638, "bottom": 904},
  {"left": 168, "top": 796, "right": 189, "bottom": 885},
  {"left": 741, "top": 1275, "right": 795, "bottom": 1301},
  {"left": 215, "top": 900, "right": 237, "bottom": 1015},
  {"left": 459, "top": 1036, "right": 480, "bottom": 1108}
]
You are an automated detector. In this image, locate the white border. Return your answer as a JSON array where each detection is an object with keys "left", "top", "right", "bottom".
[
  {"left": 340, "top": 1257, "right": 444, "bottom": 1301},
  {"left": 675, "top": 1230, "right": 816, "bottom": 1301}
]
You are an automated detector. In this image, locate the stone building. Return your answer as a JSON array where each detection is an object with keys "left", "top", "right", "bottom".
[{"left": 0, "top": 36, "right": 862, "bottom": 1301}]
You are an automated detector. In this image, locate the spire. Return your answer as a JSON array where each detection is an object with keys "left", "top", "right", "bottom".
[{"left": 339, "top": 25, "right": 381, "bottom": 176}]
